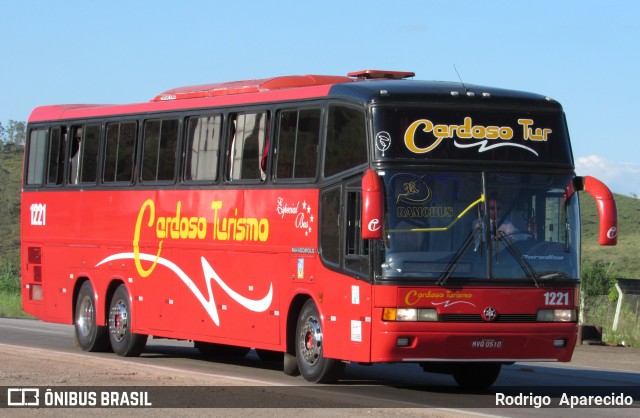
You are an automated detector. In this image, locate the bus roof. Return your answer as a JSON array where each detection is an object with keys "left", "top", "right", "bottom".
[
  {"left": 151, "top": 74, "right": 353, "bottom": 101},
  {"left": 28, "top": 70, "right": 561, "bottom": 123}
]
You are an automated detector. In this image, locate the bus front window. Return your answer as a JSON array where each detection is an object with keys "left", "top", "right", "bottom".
[{"left": 380, "top": 171, "right": 579, "bottom": 284}]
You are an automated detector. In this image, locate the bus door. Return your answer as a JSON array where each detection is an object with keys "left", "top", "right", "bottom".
[{"left": 318, "top": 180, "right": 373, "bottom": 362}]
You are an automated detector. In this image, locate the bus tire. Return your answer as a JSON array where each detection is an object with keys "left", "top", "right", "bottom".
[
  {"left": 283, "top": 352, "right": 300, "bottom": 376},
  {"left": 295, "top": 299, "right": 344, "bottom": 383},
  {"left": 108, "top": 284, "right": 147, "bottom": 357},
  {"left": 74, "top": 281, "right": 110, "bottom": 352},
  {"left": 452, "top": 363, "right": 501, "bottom": 389}
]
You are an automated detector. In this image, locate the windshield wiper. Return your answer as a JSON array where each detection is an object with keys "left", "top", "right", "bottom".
[
  {"left": 436, "top": 229, "right": 479, "bottom": 286},
  {"left": 537, "top": 272, "right": 571, "bottom": 280},
  {"left": 496, "top": 231, "right": 540, "bottom": 287}
]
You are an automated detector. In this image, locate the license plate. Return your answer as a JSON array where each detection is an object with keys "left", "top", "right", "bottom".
[{"left": 471, "top": 338, "right": 504, "bottom": 349}]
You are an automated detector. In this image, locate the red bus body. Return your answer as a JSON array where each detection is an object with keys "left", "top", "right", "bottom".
[{"left": 21, "top": 71, "right": 617, "bottom": 386}]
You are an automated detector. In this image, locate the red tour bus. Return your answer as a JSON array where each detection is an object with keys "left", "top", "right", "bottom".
[{"left": 21, "top": 70, "right": 617, "bottom": 387}]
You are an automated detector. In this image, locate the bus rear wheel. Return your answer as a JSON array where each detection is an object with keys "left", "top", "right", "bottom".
[
  {"left": 295, "top": 299, "right": 344, "bottom": 383},
  {"left": 108, "top": 284, "right": 147, "bottom": 357},
  {"left": 452, "top": 363, "right": 502, "bottom": 389},
  {"left": 74, "top": 281, "right": 109, "bottom": 352}
]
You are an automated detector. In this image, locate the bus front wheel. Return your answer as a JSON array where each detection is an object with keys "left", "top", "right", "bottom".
[
  {"left": 108, "top": 284, "right": 147, "bottom": 357},
  {"left": 295, "top": 299, "right": 344, "bottom": 383},
  {"left": 74, "top": 281, "right": 109, "bottom": 352}
]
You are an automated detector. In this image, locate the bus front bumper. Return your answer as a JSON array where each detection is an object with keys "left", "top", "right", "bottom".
[{"left": 370, "top": 321, "right": 578, "bottom": 363}]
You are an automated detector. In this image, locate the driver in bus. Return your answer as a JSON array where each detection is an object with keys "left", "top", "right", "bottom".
[{"left": 473, "top": 198, "right": 518, "bottom": 251}]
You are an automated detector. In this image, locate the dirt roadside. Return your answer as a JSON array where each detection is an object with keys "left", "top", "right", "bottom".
[{"left": 571, "top": 343, "right": 640, "bottom": 373}]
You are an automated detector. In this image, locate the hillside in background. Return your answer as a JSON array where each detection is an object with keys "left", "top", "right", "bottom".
[
  {"left": 0, "top": 149, "right": 22, "bottom": 267},
  {"left": 580, "top": 191, "right": 640, "bottom": 279},
  {"left": 0, "top": 149, "right": 638, "bottom": 278}
]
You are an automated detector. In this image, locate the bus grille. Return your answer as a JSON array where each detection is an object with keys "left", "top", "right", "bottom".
[{"left": 438, "top": 314, "right": 538, "bottom": 323}]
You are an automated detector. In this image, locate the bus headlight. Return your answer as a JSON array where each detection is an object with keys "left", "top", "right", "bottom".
[
  {"left": 537, "top": 309, "right": 576, "bottom": 322},
  {"left": 382, "top": 308, "right": 438, "bottom": 322}
]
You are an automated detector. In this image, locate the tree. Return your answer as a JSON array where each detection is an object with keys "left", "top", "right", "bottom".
[
  {"left": 579, "top": 259, "right": 616, "bottom": 324},
  {"left": 0, "top": 121, "right": 6, "bottom": 143},
  {"left": 581, "top": 260, "right": 615, "bottom": 297},
  {"left": 5, "top": 120, "right": 26, "bottom": 145}
]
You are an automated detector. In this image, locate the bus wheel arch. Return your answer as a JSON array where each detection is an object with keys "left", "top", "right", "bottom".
[
  {"left": 73, "top": 279, "right": 110, "bottom": 352},
  {"left": 284, "top": 294, "right": 309, "bottom": 377},
  {"left": 108, "top": 283, "right": 148, "bottom": 357}
]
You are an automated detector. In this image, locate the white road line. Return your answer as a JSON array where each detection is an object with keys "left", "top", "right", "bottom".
[{"left": 0, "top": 323, "right": 69, "bottom": 335}]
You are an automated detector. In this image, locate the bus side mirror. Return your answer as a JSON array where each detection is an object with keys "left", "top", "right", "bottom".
[
  {"left": 576, "top": 176, "right": 618, "bottom": 246},
  {"left": 362, "top": 169, "right": 384, "bottom": 240}
]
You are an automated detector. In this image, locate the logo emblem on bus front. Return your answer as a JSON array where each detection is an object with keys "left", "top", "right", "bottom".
[
  {"left": 482, "top": 307, "right": 497, "bottom": 322},
  {"left": 375, "top": 131, "right": 391, "bottom": 155}
]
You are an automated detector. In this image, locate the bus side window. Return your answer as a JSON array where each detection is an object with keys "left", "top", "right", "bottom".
[
  {"left": 142, "top": 119, "right": 178, "bottom": 182},
  {"left": 275, "top": 108, "right": 320, "bottom": 180},
  {"left": 69, "top": 127, "right": 81, "bottom": 184},
  {"left": 228, "top": 112, "right": 268, "bottom": 181},
  {"left": 320, "top": 186, "right": 341, "bottom": 266},
  {"left": 26, "top": 128, "right": 48, "bottom": 186},
  {"left": 46, "top": 126, "right": 66, "bottom": 186},
  {"left": 324, "top": 105, "right": 366, "bottom": 178},
  {"left": 69, "top": 124, "right": 100, "bottom": 185},
  {"left": 104, "top": 121, "right": 136, "bottom": 184},
  {"left": 185, "top": 115, "right": 221, "bottom": 182}
]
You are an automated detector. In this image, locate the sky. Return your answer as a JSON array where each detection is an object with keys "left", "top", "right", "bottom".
[{"left": 2, "top": 0, "right": 639, "bottom": 196}]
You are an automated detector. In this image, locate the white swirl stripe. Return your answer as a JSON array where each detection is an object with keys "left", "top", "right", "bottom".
[
  {"left": 454, "top": 139, "right": 539, "bottom": 156},
  {"left": 431, "top": 300, "right": 476, "bottom": 308},
  {"left": 96, "top": 253, "right": 273, "bottom": 326}
]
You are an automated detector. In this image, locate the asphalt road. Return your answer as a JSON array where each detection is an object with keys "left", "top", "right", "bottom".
[{"left": 0, "top": 317, "right": 638, "bottom": 417}]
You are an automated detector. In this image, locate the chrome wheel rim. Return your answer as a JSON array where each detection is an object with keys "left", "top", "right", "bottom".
[
  {"left": 299, "top": 315, "right": 322, "bottom": 366},
  {"left": 109, "top": 299, "right": 129, "bottom": 342},
  {"left": 77, "top": 296, "right": 94, "bottom": 338}
]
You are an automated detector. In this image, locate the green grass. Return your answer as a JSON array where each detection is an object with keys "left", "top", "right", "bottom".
[
  {"left": 582, "top": 294, "right": 640, "bottom": 347},
  {"left": 0, "top": 257, "right": 27, "bottom": 317},
  {"left": 0, "top": 290, "right": 30, "bottom": 317}
]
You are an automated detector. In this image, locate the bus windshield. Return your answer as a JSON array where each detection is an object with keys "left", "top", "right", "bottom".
[{"left": 380, "top": 171, "right": 580, "bottom": 284}]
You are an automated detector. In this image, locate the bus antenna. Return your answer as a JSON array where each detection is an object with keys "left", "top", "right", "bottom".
[{"left": 454, "top": 65, "right": 468, "bottom": 93}]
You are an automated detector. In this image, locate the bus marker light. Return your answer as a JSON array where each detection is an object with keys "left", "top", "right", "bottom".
[
  {"left": 30, "top": 284, "right": 42, "bottom": 301},
  {"left": 397, "top": 337, "right": 411, "bottom": 347},
  {"left": 382, "top": 308, "right": 397, "bottom": 321},
  {"left": 554, "top": 339, "right": 567, "bottom": 348}
]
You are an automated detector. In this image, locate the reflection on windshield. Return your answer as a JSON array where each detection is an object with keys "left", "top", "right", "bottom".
[{"left": 380, "top": 171, "right": 579, "bottom": 283}]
